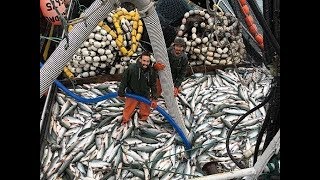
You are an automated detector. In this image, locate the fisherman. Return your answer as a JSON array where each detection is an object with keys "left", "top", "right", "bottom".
[
  {"left": 154, "top": 37, "right": 188, "bottom": 97},
  {"left": 118, "top": 51, "right": 158, "bottom": 125}
]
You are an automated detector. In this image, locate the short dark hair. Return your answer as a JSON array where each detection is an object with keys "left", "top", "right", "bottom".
[
  {"left": 141, "top": 51, "right": 151, "bottom": 57},
  {"left": 173, "top": 37, "right": 186, "bottom": 47}
]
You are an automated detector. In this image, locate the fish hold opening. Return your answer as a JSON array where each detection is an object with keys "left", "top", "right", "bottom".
[{"left": 202, "top": 161, "right": 219, "bottom": 175}]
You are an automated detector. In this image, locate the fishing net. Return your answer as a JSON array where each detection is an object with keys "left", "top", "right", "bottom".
[{"left": 156, "top": 0, "right": 192, "bottom": 27}]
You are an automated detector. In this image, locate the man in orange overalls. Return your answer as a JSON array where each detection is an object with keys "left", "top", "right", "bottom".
[{"left": 118, "top": 51, "right": 158, "bottom": 124}]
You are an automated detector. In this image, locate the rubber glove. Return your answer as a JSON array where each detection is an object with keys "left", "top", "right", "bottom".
[
  {"left": 174, "top": 87, "right": 179, "bottom": 97},
  {"left": 153, "top": 62, "right": 166, "bottom": 71},
  {"left": 150, "top": 100, "right": 157, "bottom": 109}
]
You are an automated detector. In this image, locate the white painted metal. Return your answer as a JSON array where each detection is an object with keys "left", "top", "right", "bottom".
[
  {"left": 244, "top": 129, "right": 280, "bottom": 180},
  {"left": 193, "top": 167, "right": 256, "bottom": 180},
  {"left": 192, "top": 129, "right": 280, "bottom": 180}
]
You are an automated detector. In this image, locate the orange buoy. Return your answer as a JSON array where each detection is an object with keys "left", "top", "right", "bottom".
[
  {"left": 255, "top": 34, "right": 263, "bottom": 45},
  {"left": 239, "top": 0, "right": 247, "bottom": 6},
  {"left": 242, "top": 5, "right": 250, "bottom": 15},
  {"left": 245, "top": 15, "right": 254, "bottom": 27},
  {"left": 40, "top": 0, "right": 66, "bottom": 25},
  {"left": 237, "top": 0, "right": 264, "bottom": 49},
  {"left": 249, "top": 24, "right": 258, "bottom": 35}
]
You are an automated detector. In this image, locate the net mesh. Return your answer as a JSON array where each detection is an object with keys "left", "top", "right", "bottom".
[{"left": 155, "top": 0, "right": 192, "bottom": 27}]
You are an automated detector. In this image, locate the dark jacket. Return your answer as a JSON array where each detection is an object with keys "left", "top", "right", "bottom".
[
  {"left": 118, "top": 61, "right": 158, "bottom": 100},
  {"left": 167, "top": 46, "right": 188, "bottom": 87}
]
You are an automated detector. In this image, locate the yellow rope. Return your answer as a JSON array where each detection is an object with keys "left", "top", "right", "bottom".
[
  {"left": 42, "top": 24, "right": 55, "bottom": 60},
  {"left": 112, "top": 8, "right": 143, "bottom": 57}
]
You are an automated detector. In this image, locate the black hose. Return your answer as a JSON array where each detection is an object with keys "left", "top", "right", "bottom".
[
  {"left": 253, "top": 82, "right": 277, "bottom": 164},
  {"left": 262, "top": 0, "right": 280, "bottom": 65},
  {"left": 262, "top": 77, "right": 280, "bottom": 152},
  {"left": 247, "top": 0, "right": 280, "bottom": 56},
  {"left": 252, "top": 114, "right": 270, "bottom": 165},
  {"left": 226, "top": 84, "right": 275, "bottom": 169},
  {"left": 253, "top": 0, "right": 280, "bottom": 165}
]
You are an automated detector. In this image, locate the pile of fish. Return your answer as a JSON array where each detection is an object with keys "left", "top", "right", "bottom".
[
  {"left": 176, "top": 7, "right": 246, "bottom": 66},
  {"left": 66, "top": 7, "right": 144, "bottom": 78},
  {"left": 40, "top": 65, "right": 273, "bottom": 180}
]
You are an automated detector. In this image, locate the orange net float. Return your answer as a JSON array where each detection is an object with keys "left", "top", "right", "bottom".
[
  {"left": 239, "top": 0, "right": 247, "bottom": 6},
  {"left": 241, "top": 5, "right": 250, "bottom": 15},
  {"left": 40, "top": 0, "right": 66, "bottom": 25},
  {"left": 244, "top": 15, "right": 254, "bottom": 27},
  {"left": 255, "top": 34, "right": 264, "bottom": 47},
  {"left": 249, "top": 24, "right": 258, "bottom": 35}
]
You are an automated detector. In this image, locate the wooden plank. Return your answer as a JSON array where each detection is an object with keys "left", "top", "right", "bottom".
[
  {"left": 60, "top": 74, "right": 123, "bottom": 87},
  {"left": 60, "top": 63, "right": 253, "bottom": 87},
  {"left": 186, "top": 63, "right": 252, "bottom": 76}
]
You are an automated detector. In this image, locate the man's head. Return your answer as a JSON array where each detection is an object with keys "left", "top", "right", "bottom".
[
  {"left": 139, "top": 51, "right": 151, "bottom": 69},
  {"left": 173, "top": 37, "right": 186, "bottom": 56}
]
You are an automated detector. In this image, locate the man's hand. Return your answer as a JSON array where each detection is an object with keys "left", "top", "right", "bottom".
[
  {"left": 118, "top": 96, "right": 126, "bottom": 102},
  {"left": 153, "top": 62, "right": 166, "bottom": 71},
  {"left": 150, "top": 100, "right": 157, "bottom": 109}
]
